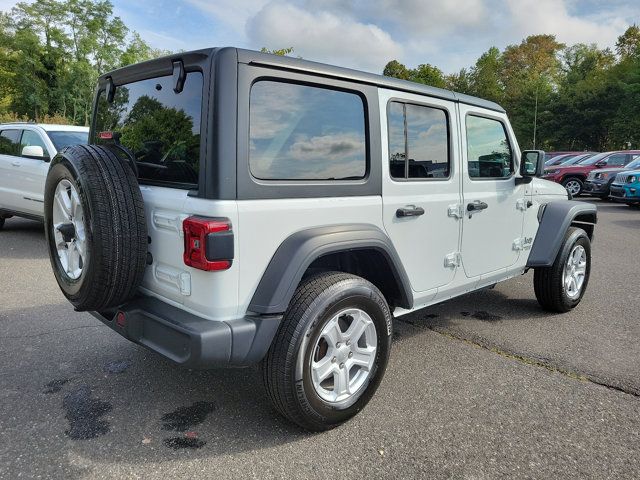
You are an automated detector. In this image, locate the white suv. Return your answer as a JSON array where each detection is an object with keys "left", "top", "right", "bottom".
[
  {"left": 39, "top": 48, "right": 597, "bottom": 431},
  {"left": 0, "top": 123, "right": 88, "bottom": 227}
]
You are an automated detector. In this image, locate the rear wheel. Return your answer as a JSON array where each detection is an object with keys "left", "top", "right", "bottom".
[
  {"left": 534, "top": 227, "right": 591, "bottom": 313},
  {"left": 262, "top": 272, "right": 392, "bottom": 431},
  {"left": 44, "top": 145, "right": 148, "bottom": 311},
  {"left": 562, "top": 177, "right": 583, "bottom": 197}
]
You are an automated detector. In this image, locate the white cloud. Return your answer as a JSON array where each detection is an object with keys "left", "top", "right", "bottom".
[
  {"left": 185, "top": 0, "right": 270, "bottom": 31},
  {"left": 246, "top": 2, "right": 403, "bottom": 72},
  {"left": 369, "top": 0, "right": 487, "bottom": 35},
  {"left": 505, "top": 0, "right": 631, "bottom": 49}
]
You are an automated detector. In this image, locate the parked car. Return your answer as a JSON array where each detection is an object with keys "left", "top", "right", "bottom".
[
  {"left": 610, "top": 169, "right": 640, "bottom": 207},
  {"left": 544, "top": 152, "right": 593, "bottom": 167},
  {"left": 584, "top": 157, "right": 640, "bottom": 199},
  {"left": 544, "top": 151, "right": 581, "bottom": 162},
  {"left": 558, "top": 153, "right": 596, "bottom": 166},
  {"left": 40, "top": 48, "right": 596, "bottom": 431},
  {"left": 0, "top": 123, "right": 89, "bottom": 227},
  {"left": 542, "top": 150, "right": 640, "bottom": 196}
]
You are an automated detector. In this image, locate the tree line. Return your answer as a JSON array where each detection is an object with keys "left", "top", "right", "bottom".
[
  {"left": 384, "top": 27, "right": 640, "bottom": 151},
  {"left": 0, "top": 0, "right": 166, "bottom": 126}
]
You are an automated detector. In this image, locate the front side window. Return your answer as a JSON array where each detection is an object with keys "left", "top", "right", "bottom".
[
  {"left": 606, "top": 154, "right": 627, "bottom": 166},
  {"left": 249, "top": 81, "right": 367, "bottom": 180},
  {"left": 94, "top": 72, "right": 203, "bottom": 188},
  {"left": 466, "top": 115, "right": 513, "bottom": 179},
  {"left": 388, "top": 101, "right": 450, "bottom": 179},
  {"left": 20, "top": 130, "right": 50, "bottom": 158},
  {"left": 0, "top": 129, "right": 21, "bottom": 156}
]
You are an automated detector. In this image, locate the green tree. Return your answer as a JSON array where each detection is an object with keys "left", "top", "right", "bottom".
[
  {"left": 0, "top": 0, "right": 162, "bottom": 124},
  {"left": 409, "top": 63, "right": 446, "bottom": 88},
  {"left": 616, "top": 25, "right": 640, "bottom": 60},
  {"left": 383, "top": 60, "right": 411, "bottom": 80},
  {"left": 260, "top": 47, "right": 294, "bottom": 56},
  {"left": 469, "top": 47, "right": 503, "bottom": 102}
]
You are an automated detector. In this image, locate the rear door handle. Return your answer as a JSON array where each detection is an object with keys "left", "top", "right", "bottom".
[
  {"left": 396, "top": 205, "right": 425, "bottom": 218},
  {"left": 467, "top": 201, "right": 488, "bottom": 212}
]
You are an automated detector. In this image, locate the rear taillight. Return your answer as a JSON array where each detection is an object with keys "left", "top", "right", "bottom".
[{"left": 183, "top": 216, "right": 233, "bottom": 271}]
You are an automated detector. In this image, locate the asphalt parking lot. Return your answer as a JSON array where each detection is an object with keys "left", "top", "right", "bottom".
[{"left": 1, "top": 199, "right": 639, "bottom": 479}]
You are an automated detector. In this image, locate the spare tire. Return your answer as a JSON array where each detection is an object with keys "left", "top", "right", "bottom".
[{"left": 44, "top": 144, "right": 148, "bottom": 311}]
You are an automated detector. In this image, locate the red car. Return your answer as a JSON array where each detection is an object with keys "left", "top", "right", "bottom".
[{"left": 541, "top": 150, "right": 640, "bottom": 196}]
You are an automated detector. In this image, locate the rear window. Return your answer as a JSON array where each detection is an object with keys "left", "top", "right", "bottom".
[
  {"left": 249, "top": 81, "right": 367, "bottom": 180},
  {"left": 47, "top": 131, "right": 89, "bottom": 151},
  {"left": 94, "top": 72, "right": 203, "bottom": 188}
]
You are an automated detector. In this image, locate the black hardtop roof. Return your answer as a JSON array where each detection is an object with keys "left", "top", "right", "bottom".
[{"left": 100, "top": 47, "right": 506, "bottom": 113}]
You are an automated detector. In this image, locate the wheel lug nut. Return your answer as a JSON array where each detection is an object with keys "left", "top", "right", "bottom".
[
  {"left": 339, "top": 363, "right": 344, "bottom": 369},
  {"left": 331, "top": 357, "right": 336, "bottom": 363},
  {"left": 348, "top": 352, "right": 353, "bottom": 358},
  {"left": 336, "top": 342, "right": 341, "bottom": 348},
  {"left": 346, "top": 340, "right": 351, "bottom": 346}
]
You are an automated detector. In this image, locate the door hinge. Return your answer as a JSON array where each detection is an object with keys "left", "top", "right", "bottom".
[
  {"left": 444, "top": 252, "right": 462, "bottom": 268},
  {"left": 447, "top": 204, "right": 464, "bottom": 219},
  {"left": 513, "top": 237, "right": 533, "bottom": 251}
]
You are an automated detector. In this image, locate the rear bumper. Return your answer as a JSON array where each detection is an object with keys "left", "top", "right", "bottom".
[{"left": 91, "top": 297, "right": 282, "bottom": 368}]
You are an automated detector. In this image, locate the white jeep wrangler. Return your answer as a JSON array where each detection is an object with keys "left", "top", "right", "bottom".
[{"left": 43, "top": 48, "right": 597, "bottom": 431}]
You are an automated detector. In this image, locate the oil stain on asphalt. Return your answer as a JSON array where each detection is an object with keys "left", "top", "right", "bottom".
[
  {"left": 103, "top": 360, "right": 131, "bottom": 374},
  {"left": 161, "top": 401, "right": 217, "bottom": 449},
  {"left": 461, "top": 311, "right": 502, "bottom": 322},
  {"left": 43, "top": 378, "right": 70, "bottom": 394},
  {"left": 62, "top": 386, "right": 113, "bottom": 439}
]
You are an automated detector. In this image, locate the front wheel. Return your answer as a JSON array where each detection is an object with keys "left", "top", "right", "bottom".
[
  {"left": 562, "top": 177, "right": 583, "bottom": 197},
  {"left": 261, "top": 272, "right": 392, "bottom": 431},
  {"left": 534, "top": 227, "right": 591, "bottom": 312}
]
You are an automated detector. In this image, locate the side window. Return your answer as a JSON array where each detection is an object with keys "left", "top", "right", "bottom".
[
  {"left": 388, "top": 101, "right": 450, "bottom": 179},
  {"left": 607, "top": 154, "right": 626, "bottom": 166},
  {"left": 249, "top": 81, "right": 367, "bottom": 180},
  {"left": 20, "top": 130, "right": 49, "bottom": 158},
  {"left": 0, "top": 129, "right": 21, "bottom": 156},
  {"left": 94, "top": 72, "right": 204, "bottom": 188},
  {"left": 466, "top": 115, "right": 513, "bottom": 179}
]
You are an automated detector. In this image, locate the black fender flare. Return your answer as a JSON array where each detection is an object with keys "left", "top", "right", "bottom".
[
  {"left": 248, "top": 224, "right": 413, "bottom": 314},
  {"left": 527, "top": 200, "right": 597, "bottom": 268}
]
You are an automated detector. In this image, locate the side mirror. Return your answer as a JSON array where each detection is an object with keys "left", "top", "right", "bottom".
[
  {"left": 21, "top": 145, "right": 48, "bottom": 160},
  {"left": 520, "top": 150, "right": 545, "bottom": 177}
]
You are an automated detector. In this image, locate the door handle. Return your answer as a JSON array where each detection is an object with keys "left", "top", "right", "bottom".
[
  {"left": 11, "top": 160, "right": 21, "bottom": 167},
  {"left": 396, "top": 205, "right": 425, "bottom": 218},
  {"left": 467, "top": 201, "right": 488, "bottom": 212}
]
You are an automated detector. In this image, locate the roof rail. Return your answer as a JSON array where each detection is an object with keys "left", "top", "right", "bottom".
[{"left": 0, "top": 120, "right": 37, "bottom": 125}]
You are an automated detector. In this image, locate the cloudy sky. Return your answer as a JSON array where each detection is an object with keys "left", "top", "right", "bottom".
[{"left": 2, "top": 0, "right": 639, "bottom": 73}]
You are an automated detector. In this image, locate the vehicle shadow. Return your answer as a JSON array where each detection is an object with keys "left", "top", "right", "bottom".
[
  {"left": 392, "top": 286, "right": 556, "bottom": 342},
  {"left": 0, "top": 217, "right": 48, "bottom": 260}
]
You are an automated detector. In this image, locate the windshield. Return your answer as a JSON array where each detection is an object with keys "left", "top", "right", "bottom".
[
  {"left": 562, "top": 154, "right": 592, "bottom": 165},
  {"left": 47, "top": 131, "right": 89, "bottom": 151},
  {"left": 546, "top": 155, "right": 572, "bottom": 166},
  {"left": 578, "top": 152, "right": 609, "bottom": 165},
  {"left": 624, "top": 159, "right": 640, "bottom": 170}
]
